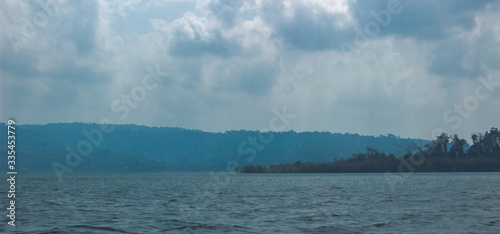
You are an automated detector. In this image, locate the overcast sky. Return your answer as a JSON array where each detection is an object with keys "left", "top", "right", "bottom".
[{"left": 1, "top": 0, "right": 500, "bottom": 139}]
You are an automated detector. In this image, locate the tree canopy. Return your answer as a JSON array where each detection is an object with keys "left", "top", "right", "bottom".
[{"left": 237, "top": 128, "right": 500, "bottom": 173}]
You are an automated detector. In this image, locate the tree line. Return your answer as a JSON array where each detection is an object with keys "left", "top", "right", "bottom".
[
  {"left": 236, "top": 128, "right": 500, "bottom": 173},
  {"left": 0, "top": 123, "right": 426, "bottom": 173}
]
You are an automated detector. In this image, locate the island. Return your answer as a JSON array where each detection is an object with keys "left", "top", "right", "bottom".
[{"left": 237, "top": 128, "right": 500, "bottom": 173}]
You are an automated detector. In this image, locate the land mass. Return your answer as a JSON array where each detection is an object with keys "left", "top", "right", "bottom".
[
  {"left": 0, "top": 122, "right": 426, "bottom": 173},
  {"left": 237, "top": 128, "right": 500, "bottom": 173}
]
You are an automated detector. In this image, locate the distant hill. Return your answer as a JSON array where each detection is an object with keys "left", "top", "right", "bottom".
[{"left": 0, "top": 123, "right": 427, "bottom": 173}]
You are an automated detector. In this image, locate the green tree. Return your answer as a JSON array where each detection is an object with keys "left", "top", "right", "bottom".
[{"left": 450, "top": 134, "right": 468, "bottom": 158}]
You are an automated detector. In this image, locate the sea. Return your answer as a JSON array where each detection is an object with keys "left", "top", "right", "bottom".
[{"left": 2, "top": 172, "right": 499, "bottom": 233}]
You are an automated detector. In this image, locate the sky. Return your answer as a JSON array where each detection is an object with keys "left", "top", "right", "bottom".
[{"left": 1, "top": 0, "right": 500, "bottom": 140}]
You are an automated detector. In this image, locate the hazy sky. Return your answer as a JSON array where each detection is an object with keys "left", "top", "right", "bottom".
[{"left": 1, "top": 0, "right": 500, "bottom": 139}]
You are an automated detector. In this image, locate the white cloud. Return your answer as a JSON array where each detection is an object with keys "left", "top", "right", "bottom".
[{"left": 1, "top": 0, "right": 500, "bottom": 140}]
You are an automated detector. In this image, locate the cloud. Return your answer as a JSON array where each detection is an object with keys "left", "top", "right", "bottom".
[
  {"left": 166, "top": 12, "right": 242, "bottom": 57},
  {"left": 349, "top": 0, "right": 496, "bottom": 40},
  {"left": 427, "top": 39, "right": 479, "bottom": 78},
  {"left": 1, "top": 0, "right": 500, "bottom": 139},
  {"left": 60, "top": 0, "right": 99, "bottom": 53},
  {"left": 260, "top": 0, "right": 354, "bottom": 50},
  {"left": 211, "top": 58, "right": 280, "bottom": 95},
  {"left": 204, "top": 0, "right": 246, "bottom": 28},
  {"left": 426, "top": 9, "right": 500, "bottom": 78}
]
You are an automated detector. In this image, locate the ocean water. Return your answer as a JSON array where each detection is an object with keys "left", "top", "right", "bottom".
[{"left": 2, "top": 172, "right": 499, "bottom": 233}]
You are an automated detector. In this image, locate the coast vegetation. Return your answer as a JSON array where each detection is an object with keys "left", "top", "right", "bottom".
[{"left": 237, "top": 128, "right": 500, "bottom": 173}]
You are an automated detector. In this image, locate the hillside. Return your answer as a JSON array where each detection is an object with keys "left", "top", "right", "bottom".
[{"left": 0, "top": 123, "right": 427, "bottom": 173}]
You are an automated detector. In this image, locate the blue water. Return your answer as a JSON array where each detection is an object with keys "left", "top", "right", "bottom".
[{"left": 2, "top": 172, "right": 499, "bottom": 233}]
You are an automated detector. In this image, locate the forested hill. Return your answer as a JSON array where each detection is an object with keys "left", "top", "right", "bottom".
[
  {"left": 0, "top": 123, "right": 427, "bottom": 173},
  {"left": 238, "top": 129, "right": 500, "bottom": 173}
]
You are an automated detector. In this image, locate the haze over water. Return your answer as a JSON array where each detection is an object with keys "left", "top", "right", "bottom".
[
  {"left": 2, "top": 0, "right": 500, "bottom": 233},
  {"left": 3, "top": 172, "right": 499, "bottom": 233}
]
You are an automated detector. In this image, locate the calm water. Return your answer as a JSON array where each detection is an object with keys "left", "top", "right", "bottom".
[{"left": 2, "top": 172, "right": 499, "bottom": 233}]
